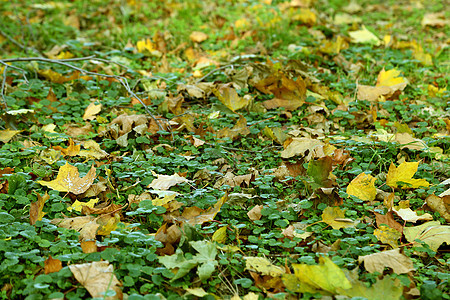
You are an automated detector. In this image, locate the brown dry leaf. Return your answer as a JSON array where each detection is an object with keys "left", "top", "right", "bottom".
[
  {"left": 37, "top": 163, "right": 96, "bottom": 194},
  {"left": 421, "top": 12, "right": 448, "bottom": 27},
  {"left": 321, "top": 207, "right": 355, "bottom": 230},
  {"left": 110, "top": 114, "right": 149, "bottom": 137},
  {"left": 359, "top": 248, "right": 414, "bottom": 274},
  {"left": 216, "top": 115, "right": 250, "bottom": 140},
  {"left": 247, "top": 205, "right": 263, "bottom": 221},
  {"left": 80, "top": 241, "right": 98, "bottom": 254},
  {"left": 44, "top": 255, "right": 62, "bottom": 274},
  {"left": 190, "top": 31, "right": 208, "bottom": 43},
  {"left": 177, "top": 193, "right": 228, "bottom": 226},
  {"left": 29, "top": 192, "right": 49, "bottom": 225},
  {"left": 53, "top": 138, "right": 80, "bottom": 157},
  {"left": 374, "top": 225, "right": 401, "bottom": 248},
  {"left": 64, "top": 123, "right": 93, "bottom": 138},
  {"left": 424, "top": 194, "right": 450, "bottom": 222},
  {"left": 69, "top": 261, "right": 122, "bottom": 299},
  {"left": 155, "top": 223, "right": 182, "bottom": 255},
  {"left": 373, "top": 211, "right": 403, "bottom": 233},
  {"left": 83, "top": 102, "right": 102, "bottom": 121}
]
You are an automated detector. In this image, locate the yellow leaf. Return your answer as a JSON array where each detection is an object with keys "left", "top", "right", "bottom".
[
  {"left": 283, "top": 256, "right": 351, "bottom": 294},
  {"left": 213, "top": 87, "right": 250, "bottom": 112},
  {"left": 245, "top": 257, "right": 285, "bottom": 277},
  {"left": 83, "top": 102, "right": 102, "bottom": 120},
  {"left": 68, "top": 198, "right": 99, "bottom": 212},
  {"left": 189, "top": 31, "right": 208, "bottom": 43},
  {"left": 322, "top": 207, "right": 355, "bottom": 229},
  {"left": 212, "top": 226, "right": 227, "bottom": 244},
  {"left": 386, "top": 162, "right": 429, "bottom": 189},
  {"left": 403, "top": 221, "right": 450, "bottom": 251},
  {"left": 37, "top": 163, "right": 96, "bottom": 194},
  {"left": 0, "top": 129, "right": 22, "bottom": 143},
  {"left": 346, "top": 173, "right": 376, "bottom": 201},
  {"left": 374, "top": 225, "right": 401, "bottom": 248},
  {"left": 152, "top": 193, "right": 177, "bottom": 207},
  {"left": 96, "top": 213, "right": 120, "bottom": 235},
  {"left": 349, "top": 25, "right": 380, "bottom": 46},
  {"left": 376, "top": 68, "right": 408, "bottom": 88}
]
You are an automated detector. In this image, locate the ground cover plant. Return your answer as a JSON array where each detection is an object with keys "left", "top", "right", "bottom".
[{"left": 0, "top": 0, "right": 449, "bottom": 299}]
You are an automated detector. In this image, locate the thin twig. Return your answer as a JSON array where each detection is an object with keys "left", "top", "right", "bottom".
[
  {"left": 195, "top": 64, "right": 239, "bottom": 83},
  {"left": 0, "top": 28, "right": 42, "bottom": 56},
  {"left": 1, "top": 66, "right": 8, "bottom": 110},
  {"left": 0, "top": 56, "right": 163, "bottom": 130}
]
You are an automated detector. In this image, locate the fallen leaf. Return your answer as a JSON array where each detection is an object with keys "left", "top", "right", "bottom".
[
  {"left": 359, "top": 248, "right": 414, "bottom": 274},
  {"left": 37, "top": 163, "right": 96, "bottom": 194},
  {"left": 44, "top": 255, "right": 62, "bottom": 274},
  {"left": 424, "top": 194, "right": 450, "bottom": 222},
  {"left": 322, "top": 207, "right": 355, "bottom": 230},
  {"left": 346, "top": 173, "right": 377, "bottom": 201},
  {"left": 349, "top": 25, "right": 381, "bottom": 45},
  {"left": 247, "top": 205, "right": 263, "bottom": 221},
  {"left": 280, "top": 137, "right": 327, "bottom": 160},
  {"left": 282, "top": 256, "right": 351, "bottom": 294},
  {"left": 403, "top": 221, "right": 450, "bottom": 251},
  {"left": 212, "top": 226, "right": 227, "bottom": 243},
  {"left": 148, "top": 172, "right": 191, "bottom": 190},
  {"left": 51, "top": 216, "right": 99, "bottom": 241},
  {"left": 69, "top": 261, "right": 122, "bottom": 299},
  {"left": 393, "top": 207, "right": 433, "bottom": 223},
  {"left": 357, "top": 68, "right": 408, "bottom": 101},
  {"left": 213, "top": 86, "right": 250, "bottom": 112},
  {"left": 374, "top": 225, "right": 401, "bottom": 248},
  {"left": 190, "top": 31, "right": 208, "bottom": 43},
  {"left": 29, "top": 192, "right": 49, "bottom": 225},
  {"left": 339, "top": 275, "right": 403, "bottom": 300},
  {"left": 67, "top": 198, "right": 99, "bottom": 212},
  {"left": 83, "top": 102, "right": 102, "bottom": 120},
  {"left": 245, "top": 257, "right": 285, "bottom": 276},
  {"left": 386, "top": 161, "right": 429, "bottom": 189},
  {"left": 0, "top": 129, "right": 22, "bottom": 143}
]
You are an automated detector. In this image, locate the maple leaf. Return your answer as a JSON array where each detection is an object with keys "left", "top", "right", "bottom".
[
  {"left": 213, "top": 86, "right": 250, "bottom": 112},
  {"left": 374, "top": 225, "right": 402, "bottom": 248},
  {"left": 148, "top": 172, "right": 191, "bottom": 190},
  {"left": 37, "top": 163, "right": 96, "bottom": 194},
  {"left": 282, "top": 256, "right": 351, "bottom": 294},
  {"left": 245, "top": 257, "right": 285, "bottom": 277},
  {"left": 83, "top": 102, "right": 102, "bottom": 120},
  {"left": 386, "top": 161, "right": 429, "bottom": 189},
  {"left": 69, "top": 261, "right": 122, "bottom": 299},
  {"left": 53, "top": 138, "right": 80, "bottom": 156},
  {"left": 359, "top": 248, "right": 414, "bottom": 274},
  {"left": 346, "top": 173, "right": 376, "bottom": 201},
  {"left": 321, "top": 206, "right": 356, "bottom": 230},
  {"left": 403, "top": 221, "right": 450, "bottom": 251}
]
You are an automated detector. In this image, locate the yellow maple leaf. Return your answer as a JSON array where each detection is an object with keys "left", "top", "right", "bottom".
[
  {"left": 376, "top": 68, "right": 408, "bottom": 88},
  {"left": 82, "top": 102, "right": 102, "bottom": 121},
  {"left": 322, "top": 207, "right": 355, "bottom": 229},
  {"left": 54, "top": 138, "right": 80, "bottom": 156},
  {"left": 374, "top": 225, "right": 402, "bottom": 248},
  {"left": 386, "top": 161, "right": 429, "bottom": 189},
  {"left": 282, "top": 256, "right": 351, "bottom": 294},
  {"left": 37, "top": 163, "right": 96, "bottom": 194},
  {"left": 245, "top": 256, "right": 285, "bottom": 277},
  {"left": 67, "top": 198, "right": 99, "bottom": 212},
  {"left": 346, "top": 173, "right": 376, "bottom": 201}
]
